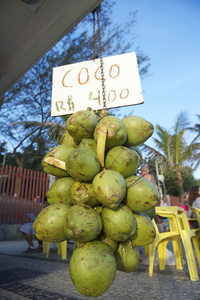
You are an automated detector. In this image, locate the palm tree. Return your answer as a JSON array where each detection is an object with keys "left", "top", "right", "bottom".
[
  {"left": 142, "top": 111, "right": 199, "bottom": 199},
  {"left": 188, "top": 114, "right": 200, "bottom": 171}
]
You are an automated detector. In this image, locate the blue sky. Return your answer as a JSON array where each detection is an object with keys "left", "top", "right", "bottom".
[{"left": 111, "top": 0, "right": 200, "bottom": 179}]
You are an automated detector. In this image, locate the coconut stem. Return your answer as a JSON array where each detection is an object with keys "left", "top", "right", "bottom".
[{"left": 44, "top": 157, "right": 67, "bottom": 170}]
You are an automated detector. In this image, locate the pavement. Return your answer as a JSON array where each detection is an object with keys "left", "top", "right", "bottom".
[{"left": 0, "top": 240, "right": 200, "bottom": 300}]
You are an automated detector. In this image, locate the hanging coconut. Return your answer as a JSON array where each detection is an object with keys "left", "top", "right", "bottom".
[
  {"left": 94, "top": 115, "right": 127, "bottom": 149},
  {"left": 66, "top": 146, "right": 100, "bottom": 181},
  {"left": 42, "top": 144, "right": 76, "bottom": 177},
  {"left": 33, "top": 203, "right": 70, "bottom": 243},
  {"left": 64, "top": 204, "right": 102, "bottom": 242},
  {"left": 71, "top": 180, "right": 100, "bottom": 207},
  {"left": 46, "top": 177, "right": 75, "bottom": 206},
  {"left": 123, "top": 175, "right": 160, "bottom": 212},
  {"left": 130, "top": 212, "right": 156, "bottom": 247},
  {"left": 66, "top": 110, "right": 98, "bottom": 141},
  {"left": 101, "top": 204, "right": 137, "bottom": 242},
  {"left": 122, "top": 115, "right": 154, "bottom": 146},
  {"left": 69, "top": 241, "right": 117, "bottom": 297},
  {"left": 114, "top": 240, "right": 140, "bottom": 273},
  {"left": 92, "top": 169, "right": 126, "bottom": 210},
  {"left": 105, "top": 145, "right": 140, "bottom": 178}
]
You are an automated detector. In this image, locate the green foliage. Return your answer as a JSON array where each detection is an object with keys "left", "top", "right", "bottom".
[
  {"left": 162, "top": 167, "right": 179, "bottom": 197},
  {"left": 142, "top": 112, "right": 200, "bottom": 198},
  {"left": 142, "top": 155, "right": 199, "bottom": 197},
  {"left": 163, "top": 166, "right": 199, "bottom": 197},
  {"left": 182, "top": 167, "right": 200, "bottom": 191},
  {"left": 1, "top": 152, "right": 18, "bottom": 168}
]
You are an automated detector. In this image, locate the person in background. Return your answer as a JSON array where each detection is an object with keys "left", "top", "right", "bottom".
[
  {"left": 188, "top": 186, "right": 200, "bottom": 210},
  {"left": 160, "top": 195, "right": 169, "bottom": 231},
  {"left": 161, "top": 195, "right": 168, "bottom": 206},
  {"left": 140, "top": 165, "right": 158, "bottom": 190},
  {"left": 180, "top": 192, "right": 192, "bottom": 226},
  {"left": 20, "top": 223, "right": 43, "bottom": 253},
  {"left": 187, "top": 186, "right": 200, "bottom": 228},
  {"left": 180, "top": 193, "right": 191, "bottom": 217},
  {"left": 20, "top": 197, "right": 48, "bottom": 253}
]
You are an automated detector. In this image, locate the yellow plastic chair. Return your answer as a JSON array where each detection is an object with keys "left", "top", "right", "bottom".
[
  {"left": 174, "top": 207, "right": 200, "bottom": 268},
  {"left": 148, "top": 218, "right": 183, "bottom": 277},
  {"left": 183, "top": 206, "right": 200, "bottom": 249},
  {"left": 190, "top": 207, "right": 200, "bottom": 245},
  {"left": 43, "top": 240, "right": 67, "bottom": 259},
  {"left": 43, "top": 241, "right": 56, "bottom": 255},
  {"left": 156, "top": 206, "right": 200, "bottom": 281},
  {"left": 57, "top": 241, "right": 68, "bottom": 259},
  {"left": 190, "top": 206, "right": 200, "bottom": 231}
]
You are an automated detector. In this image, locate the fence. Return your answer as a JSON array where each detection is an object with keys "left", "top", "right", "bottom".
[{"left": 0, "top": 164, "right": 49, "bottom": 224}]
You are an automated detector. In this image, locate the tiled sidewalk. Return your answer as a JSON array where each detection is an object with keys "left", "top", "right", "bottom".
[{"left": 0, "top": 240, "right": 199, "bottom": 300}]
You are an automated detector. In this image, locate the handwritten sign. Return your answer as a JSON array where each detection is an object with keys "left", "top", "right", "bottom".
[{"left": 51, "top": 52, "right": 144, "bottom": 116}]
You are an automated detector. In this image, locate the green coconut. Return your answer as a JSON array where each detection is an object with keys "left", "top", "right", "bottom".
[
  {"left": 33, "top": 203, "right": 70, "bottom": 242},
  {"left": 98, "top": 232, "right": 118, "bottom": 253},
  {"left": 105, "top": 146, "right": 140, "bottom": 178},
  {"left": 46, "top": 177, "right": 75, "bottom": 206},
  {"left": 42, "top": 144, "right": 76, "bottom": 177},
  {"left": 64, "top": 204, "right": 102, "bottom": 242},
  {"left": 130, "top": 213, "right": 156, "bottom": 247},
  {"left": 66, "top": 147, "right": 100, "bottom": 181},
  {"left": 122, "top": 115, "right": 154, "bottom": 146},
  {"left": 144, "top": 207, "right": 156, "bottom": 220},
  {"left": 78, "top": 138, "right": 97, "bottom": 154},
  {"left": 123, "top": 175, "right": 160, "bottom": 212},
  {"left": 94, "top": 115, "right": 127, "bottom": 149},
  {"left": 71, "top": 180, "right": 100, "bottom": 207},
  {"left": 69, "top": 240, "right": 116, "bottom": 297},
  {"left": 131, "top": 146, "right": 143, "bottom": 165},
  {"left": 114, "top": 240, "right": 140, "bottom": 273},
  {"left": 92, "top": 170, "right": 126, "bottom": 210},
  {"left": 66, "top": 110, "right": 98, "bottom": 141},
  {"left": 101, "top": 204, "right": 137, "bottom": 242},
  {"left": 59, "top": 129, "right": 79, "bottom": 146}
]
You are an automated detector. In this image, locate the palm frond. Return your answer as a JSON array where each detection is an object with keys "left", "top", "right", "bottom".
[
  {"left": 11, "top": 120, "right": 65, "bottom": 144},
  {"left": 141, "top": 143, "right": 167, "bottom": 163},
  {"left": 173, "top": 111, "right": 190, "bottom": 134}
]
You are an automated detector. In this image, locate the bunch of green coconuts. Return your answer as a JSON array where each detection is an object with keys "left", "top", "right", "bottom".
[{"left": 33, "top": 109, "right": 160, "bottom": 298}]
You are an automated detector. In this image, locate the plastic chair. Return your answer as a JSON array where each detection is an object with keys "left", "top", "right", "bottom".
[
  {"left": 148, "top": 218, "right": 183, "bottom": 277},
  {"left": 190, "top": 207, "right": 200, "bottom": 227},
  {"left": 43, "top": 241, "right": 56, "bottom": 255},
  {"left": 187, "top": 207, "right": 200, "bottom": 248},
  {"left": 156, "top": 206, "right": 200, "bottom": 281},
  {"left": 174, "top": 207, "right": 200, "bottom": 267},
  {"left": 43, "top": 240, "right": 67, "bottom": 259}
]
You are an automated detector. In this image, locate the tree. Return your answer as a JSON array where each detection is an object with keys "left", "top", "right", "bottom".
[
  {"left": 188, "top": 114, "right": 200, "bottom": 171},
  {"left": 158, "top": 165, "right": 198, "bottom": 197},
  {"left": 0, "top": 1, "right": 150, "bottom": 169},
  {"left": 142, "top": 111, "right": 199, "bottom": 199}
]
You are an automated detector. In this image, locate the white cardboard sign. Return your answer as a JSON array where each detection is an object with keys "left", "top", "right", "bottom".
[{"left": 51, "top": 52, "right": 143, "bottom": 116}]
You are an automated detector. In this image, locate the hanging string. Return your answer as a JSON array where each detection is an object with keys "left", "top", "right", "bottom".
[
  {"left": 92, "top": 9, "right": 96, "bottom": 61},
  {"left": 92, "top": 5, "right": 107, "bottom": 111}
]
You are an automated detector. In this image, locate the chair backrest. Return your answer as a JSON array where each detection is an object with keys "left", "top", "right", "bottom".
[
  {"left": 155, "top": 206, "right": 179, "bottom": 231},
  {"left": 155, "top": 206, "right": 189, "bottom": 232},
  {"left": 190, "top": 207, "right": 200, "bottom": 228},
  {"left": 152, "top": 218, "right": 159, "bottom": 234}
]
